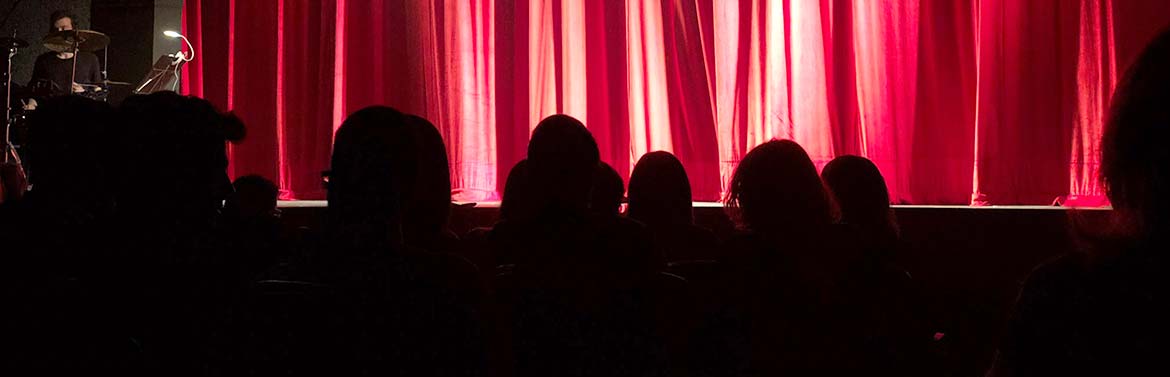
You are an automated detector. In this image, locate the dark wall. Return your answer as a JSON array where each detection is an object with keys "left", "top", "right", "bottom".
[
  {"left": 90, "top": 0, "right": 155, "bottom": 104},
  {"left": 0, "top": 0, "right": 92, "bottom": 85}
]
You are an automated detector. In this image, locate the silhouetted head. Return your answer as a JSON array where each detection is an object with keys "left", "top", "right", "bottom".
[
  {"left": 115, "top": 92, "right": 243, "bottom": 225},
  {"left": 822, "top": 155, "right": 894, "bottom": 230},
  {"left": 726, "top": 140, "right": 834, "bottom": 232},
  {"left": 26, "top": 96, "right": 114, "bottom": 200},
  {"left": 1102, "top": 27, "right": 1170, "bottom": 237},
  {"left": 402, "top": 114, "right": 452, "bottom": 241},
  {"left": 590, "top": 161, "right": 624, "bottom": 218},
  {"left": 499, "top": 159, "right": 532, "bottom": 222},
  {"left": 527, "top": 114, "right": 599, "bottom": 216},
  {"left": 224, "top": 175, "right": 279, "bottom": 220},
  {"left": 328, "top": 106, "right": 414, "bottom": 247},
  {"left": 628, "top": 151, "right": 692, "bottom": 226}
]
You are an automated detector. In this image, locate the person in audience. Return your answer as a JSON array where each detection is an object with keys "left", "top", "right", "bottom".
[
  {"left": 320, "top": 107, "right": 413, "bottom": 254},
  {"left": 465, "top": 159, "right": 531, "bottom": 270},
  {"left": 590, "top": 161, "right": 625, "bottom": 219},
  {"left": 18, "top": 96, "right": 119, "bottom": 278},
  {"left": 2, "top": 96, "right": 117, "bottom": 277},
  {"left": 0, "top": 96, "right": 134, "bottom": 372},
  {"left": 525, "top": 115, "right": 601, "bottom": 220},
  {"left": 250, "top": 106, "right": 484, "bottom": 376},
  {"left": 218, "top": 174, "right": 284, "bottom": 282},
  {"left": 505, "top": 114, "right": 655, "bottom": 271},
  {"left": 402, "top": 114, "right": 462, "bottom": 255},
  {"left": 822, "top": 155, "right": 900, "bottom": 263},
  {"left": 821, "top": 154, "right": 928, "bottom": 371},
  {"left": 110, "top": 91, "right": 245, "bottom": 371},
  {"left": 114, "top": 92, "right": 244, "bottom": 254},
  {"left": 224, "top": 175, "right": 280, "bottom": 221},
  {"left": 725, "top": 140, "right": 835, "bottom": 235},
  {"left": 701, "top": 139, "right": 920, "bottom": 376},
  {"left": 587, "top": 160, "right": 663, "bottom": 267},
  {"left": 499, "top": 159, "right": 533, "bottom": 224},
  {"left": 495, "top": 114, "right": 665, "bottom": 377},
  {"left": 627, "top": 151, "right": 718, "bottom": 263},
  {"left": 988, "top": 27, "right": 1170, "bottom": 377}
]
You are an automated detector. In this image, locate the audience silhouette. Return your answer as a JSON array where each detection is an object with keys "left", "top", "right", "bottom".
[
  {"left": 223, "top": 175, "right": 280, "bottom": 222},
  {"left": 467, "top": 158, "right": 531, "bottom": 268},
  {"left": 252, "top": 106, "right": 484, "bottom": 376},
  {"left": 822, "top": 154, "right": 927, "bottom": 373},
  {"left": 726, "top": 140, "right": 835, "bottom": 233},
  {"left": 112, "top": 92, "right": 245, "bottom": 373},
  {"left": 822, "top": 155, "right": 902, "bottom": 264},
  {"left": 218, "top": 175, "right": 284, "bottom": 284},
  {"left": 696, "top": 139, "right": 921, "bottom": 376},
  {"left": 4, "top": 38, "right": 1149, "bottom": 374},
  {"left": 590, "top": 161, "right": 625, "bottom": 219},
  {"left": 628, "top": 151, "right": 719, "bottom": 263},
  {"left": 493, "top": 114, "right": 666, "bottom": 377},
  {"left": 0, "top": 96, "right": 131, "bottom": 373},
  {"left": 402, "top": 114, "right": 461, "bottom": 255},
  {"left": 989, "top": 27, "right": 1170, "bottom": 377},
  {"left": 499, "top": 159, "right": 533, "bottom": 224}
]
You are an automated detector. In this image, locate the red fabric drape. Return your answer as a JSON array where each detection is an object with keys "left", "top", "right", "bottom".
[{"left": 182, "top": 0, "right": 1170, "bottom": 204}]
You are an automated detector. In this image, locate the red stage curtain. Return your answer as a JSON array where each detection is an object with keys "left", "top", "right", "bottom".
[{"left": 182, "top": 0, "right": 1170, "bottom": 204}]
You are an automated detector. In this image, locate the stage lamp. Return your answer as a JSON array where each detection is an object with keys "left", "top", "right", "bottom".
[{"left": 163, "top": 30, "right": 195, "bottom": 62}]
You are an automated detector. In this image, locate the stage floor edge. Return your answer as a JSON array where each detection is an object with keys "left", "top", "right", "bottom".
[{"left": 278, "top": 200, "right": 1110, "bottom": 210}]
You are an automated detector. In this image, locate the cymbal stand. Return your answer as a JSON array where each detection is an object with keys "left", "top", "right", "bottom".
[
  {"left": 3, "top": 37, "right": 22, "bottom": 168},
  {"left": 70, "top": 33, "right": 81, "bottom": 93}
]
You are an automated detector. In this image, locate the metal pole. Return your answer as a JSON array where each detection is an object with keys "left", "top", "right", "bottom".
[{"left": 3, "top": 45, "right": 14, "bottom": 164}]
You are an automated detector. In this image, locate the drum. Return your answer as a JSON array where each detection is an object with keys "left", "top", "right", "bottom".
[{"left": 76, "top": 87, "right": 109, "bottom": 102}]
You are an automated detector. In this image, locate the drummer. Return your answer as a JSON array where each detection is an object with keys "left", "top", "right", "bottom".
[{"left": 29, "top": 11, "right": 102, "bottom": 99}]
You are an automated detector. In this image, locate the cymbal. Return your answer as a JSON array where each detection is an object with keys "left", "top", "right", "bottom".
[
  {"left": 78, "top": 80, "right": 132, "bottom": 88},
  {"left": 1, "top": 37, "right": 28, "bottom": 49},
  {"left": 42, "top": 30, "right": 109, "bottom": 53}
]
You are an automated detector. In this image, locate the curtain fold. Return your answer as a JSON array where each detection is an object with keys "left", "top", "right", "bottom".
[{"left": 183, "top": 0, "right": 1170, "bottom": 204}]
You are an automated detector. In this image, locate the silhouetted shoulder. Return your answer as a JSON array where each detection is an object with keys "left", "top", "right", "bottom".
[
  {"left": 1018, "top": 254, "right": 1090, "bottom": 299},
  {"left": 721, "top": 225, "right": 852, "bottom": 261},
  {"left": 409, "top": 248, "right": 484, "bottom": 300},
  {"left": 717, "top": 231, "right": 790, "bottom": 280},
  {"left": 486, "top": 220, "right": 524, "bottom": 266},
  {"left": 999, "top": 247, "right": 1170, "bottom": 376},
  {"left": 719, "top": 231, "right": 764, "bottom": 261},
  {"left": 1011, "top": 250, "right": 1154, "bottom": 324},
  {"left": 597, "top": 215, "right": 659, "bottom": 270}
]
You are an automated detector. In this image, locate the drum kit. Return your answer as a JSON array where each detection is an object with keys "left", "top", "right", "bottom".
[{"left": 3, "top": 29, "right": 132, "bottom": 172}]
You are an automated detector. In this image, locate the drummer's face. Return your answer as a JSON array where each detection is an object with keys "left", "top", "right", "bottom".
[{"left": 54, "top": 17, "right": 74, "bottom": 32}]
